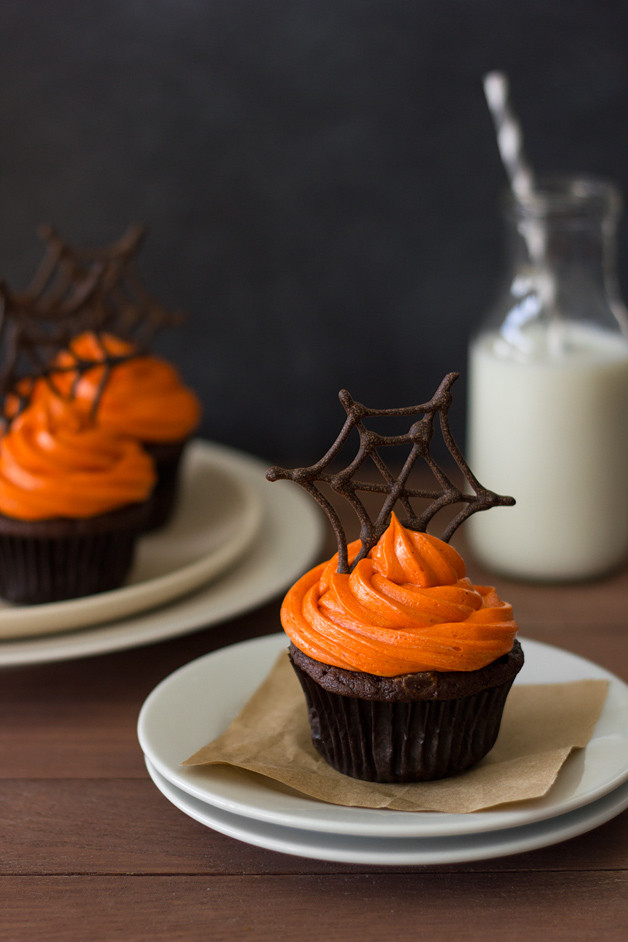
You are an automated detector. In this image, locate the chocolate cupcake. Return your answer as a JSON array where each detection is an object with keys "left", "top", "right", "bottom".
[
  {"left": 49, "top": 332, "right": 201, "bottom": 530},
  {"left": 1, "top": 226, "right": 201, "bottom": 537},
  {"left": 280, "top": 528, "right": 523, "bottom": 786},
  {"left": 280, "top": 519, "right": 522, "bottom": 782},
  {"left": 0, "top": 396, "right": 155, "bottom": 604},
  {"left": 289, "top": 641, "right": 523, "bottom": 783},
  {"left": 267, "top": 374, "right": 523, "bottom": 783}
]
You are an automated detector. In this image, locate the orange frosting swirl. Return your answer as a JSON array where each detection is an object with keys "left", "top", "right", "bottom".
[
  {"left": 50, "top": 332, "right": 202, "bottom": 443},
  {"left": 0, "top": 397, "right": 156, "bottom": 520},
  {"left": 281, "top": 514, "right": 518, "bottom": 676}
]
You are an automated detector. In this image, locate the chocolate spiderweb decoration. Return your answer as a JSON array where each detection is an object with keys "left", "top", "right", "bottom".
[
  {"left": 27, "top": 224, "right": 184, "bottom": 349},
  {"left": 0, "top": 225, "right": 187, "bottom": 424},
  {"left": 0, "top": 277, "right": 127, "bottom": 423},
  {"left": 266, "top": 373, "right": 514, "bottom": 574},
  {"left": 0, "top": 279, "right": 97, "bottom": 421}
]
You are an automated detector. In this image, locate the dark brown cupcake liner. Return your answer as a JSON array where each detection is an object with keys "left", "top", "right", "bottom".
[
  {"left": 142, "top": 439, "right": 188, "bottom": 531},
  {"left": 0, "top": 502, "right": 149, "bottom": 605},
  {"left": 289, "top": 643, "right": 523, "bottom": 783}
]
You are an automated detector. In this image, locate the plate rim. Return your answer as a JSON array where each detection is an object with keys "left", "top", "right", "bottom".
[
  {"left": 143, "top": 755, "right": 628, "bottom": 866},
  {"left": 0, "top": 444, "right": 325, "bottom": 665},
  {"left": 137, "top": 632, "right": 628, "bottom": 838}
]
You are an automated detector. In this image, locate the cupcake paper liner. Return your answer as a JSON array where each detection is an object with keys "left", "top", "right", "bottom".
[
  {"left": 0, "top": 502, "right": 149, "bottom": 605},
  {"left": 291, "top": 658, "right": 519, "bottom": 783},
  {"left": 143, "top": 439, "right": 188, "bottom": 531}
]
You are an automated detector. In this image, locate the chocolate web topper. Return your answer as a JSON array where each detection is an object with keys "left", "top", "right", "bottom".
[
  {"left": 0, "top": 275, "right": 134, "bottom": 423},
  {"left": 26, "top": 224, "right": 184, "bottom": 350},
  {"left": 266, "top": 373, "right": 514, "bottom": 574},
  {"left": 0, "top": 225, "right": 184, "bottom": 423},
  {"left": 0, "top": 276, "right": 103, "bottom": 422}
]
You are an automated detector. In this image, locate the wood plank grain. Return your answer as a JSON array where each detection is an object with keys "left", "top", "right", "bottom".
[
  {"left": 0, "top": 613, "right": 280, "bottom": 779},
  {"left": 1, "top": 873, "right": 627, "bottom": 941},
  {"left": 2, "top": 780, "right": 628, "bottom": 877}
]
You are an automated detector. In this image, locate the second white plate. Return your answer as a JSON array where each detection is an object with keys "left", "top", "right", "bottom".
[
  {"left": 0, "top": 447, "right": 325, "bottom": 666},
  {"left": 144, "top": 756, "right": 628, "bottom": 866},
  {"left": 0, "top": 440, "right": 263, "bottom": 640},
  {"left": 138, "top": 633, "right": 628, "bottom": 840}
]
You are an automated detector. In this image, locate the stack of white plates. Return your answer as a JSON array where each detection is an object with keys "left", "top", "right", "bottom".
[
  {"left": 0, "top": 440, "right": 325, "bottom": 667},
  {"left": 138, "top": 633, "right": 628, "bottom": 866}
]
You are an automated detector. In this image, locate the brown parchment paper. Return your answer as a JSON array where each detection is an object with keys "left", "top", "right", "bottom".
[{"left": 183, "top": 652, "right": 609, "bottom": 813}]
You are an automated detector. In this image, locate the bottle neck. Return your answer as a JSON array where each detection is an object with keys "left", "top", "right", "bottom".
[
  {"left": 508, "top": 212, "right": 615, "bottom": 286},
  {"left": 496, "top": 176, "right": 628, "bottom": 336}
]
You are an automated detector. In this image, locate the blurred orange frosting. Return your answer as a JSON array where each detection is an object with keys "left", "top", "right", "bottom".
[
  {"left": 50, "top": 332, "right": 202, "bottom": 443},
  {"left": 0, "top": 397, "right": 156, "bottom": 520},
  {"left": 281, "top": 513, "right": 518, "bottom": 676}
]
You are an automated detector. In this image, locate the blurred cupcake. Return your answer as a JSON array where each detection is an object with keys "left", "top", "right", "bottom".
[
  {"left": 0, "top": 395, "right": 155, "bottom": 604},
  {"left": 48, "top": 331, "right": 201, "bottom": 530}
]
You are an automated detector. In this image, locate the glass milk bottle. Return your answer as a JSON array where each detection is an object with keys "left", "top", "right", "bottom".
[{"left": 466, "top": 175, "right": 628, "bottom": 581}]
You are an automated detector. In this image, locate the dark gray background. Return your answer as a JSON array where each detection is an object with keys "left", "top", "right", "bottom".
[{"left": 2, "top": 0, "right": 627, "bottom": 462}]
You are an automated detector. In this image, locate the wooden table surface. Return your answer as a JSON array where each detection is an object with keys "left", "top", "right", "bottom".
[{"left": 2, "top": 513, "right": 628, "bottom": 941}]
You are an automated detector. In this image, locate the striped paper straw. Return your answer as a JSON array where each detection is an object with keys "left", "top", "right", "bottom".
[
  {"left": 482, "top": 71, "right": 560, "bottom": 343},
  {"left": 483, "top": 71, "right": 535, "bottom": 201}
]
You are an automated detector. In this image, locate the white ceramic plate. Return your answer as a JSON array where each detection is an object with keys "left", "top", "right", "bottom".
[
  {"left": 0, "top": 453, "right": 325, "bottom": 666},
  {"left": 144, "top": 756, "right": 628, "bottom": 865},
  {"left": 138, "top": 633, "right": 628, "bottom": 839},
  {"left": 0, "top": 440, "right": 263, "bottom": 640}
]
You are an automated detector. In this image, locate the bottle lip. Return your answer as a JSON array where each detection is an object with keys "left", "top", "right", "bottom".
[{"left": 502, "top": 173, "right": 622, "bottom": 220}]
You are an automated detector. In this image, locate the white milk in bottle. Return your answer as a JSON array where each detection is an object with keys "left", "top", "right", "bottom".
[{"left": 466, "top": 177, "right": 628, "bottom": 581}]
